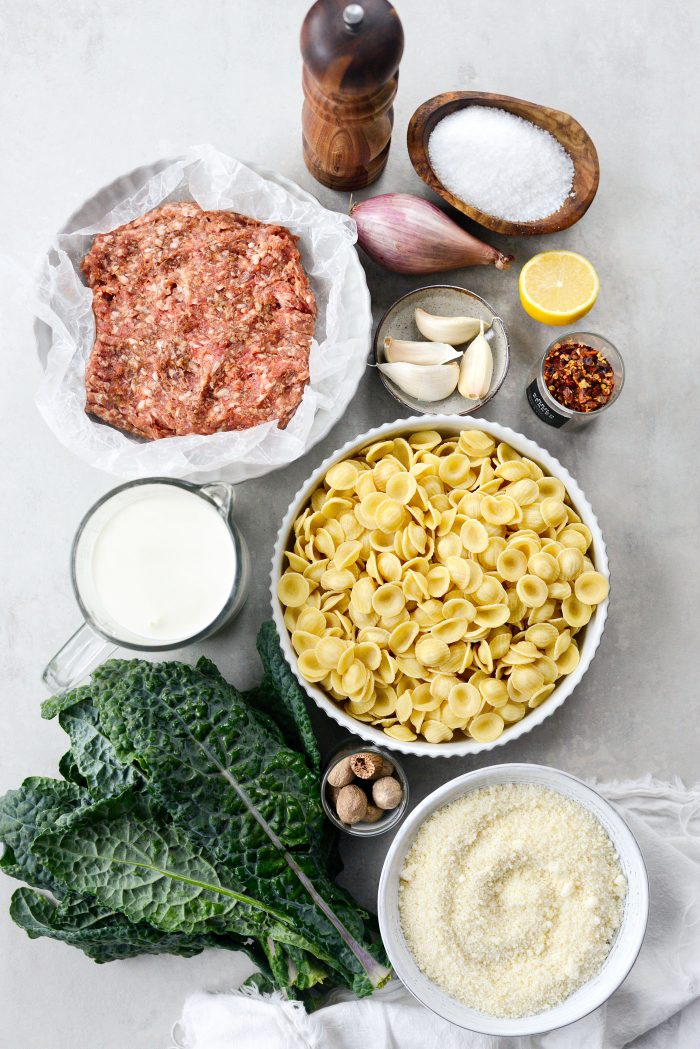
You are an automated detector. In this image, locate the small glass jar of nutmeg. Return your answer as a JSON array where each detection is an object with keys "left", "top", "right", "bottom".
[
  {"left": 321, "top": 742, "right": 409, "bottom": 837},
  {"left": 527, "top": 332, "right": 625, "bottom": 429}
]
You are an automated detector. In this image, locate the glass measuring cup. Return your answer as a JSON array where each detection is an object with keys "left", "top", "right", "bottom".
[{"left": 43, "top": 478, "right": 250, "bottom": 692}]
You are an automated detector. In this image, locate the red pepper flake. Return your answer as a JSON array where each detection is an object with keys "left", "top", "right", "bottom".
[{"left": 543, "top": 341, "right": 614, "bottom": 413}]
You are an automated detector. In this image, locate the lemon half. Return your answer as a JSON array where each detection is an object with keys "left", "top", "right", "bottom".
[{"left": 519, "top": 251, "right": 599, "bottom": 325}]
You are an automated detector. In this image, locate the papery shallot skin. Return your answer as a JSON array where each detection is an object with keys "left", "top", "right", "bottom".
[{"left": 81, "top": 202, "right": 316, "bottom": 439}]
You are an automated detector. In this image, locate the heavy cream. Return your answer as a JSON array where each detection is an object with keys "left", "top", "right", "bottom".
[{"left": 88, "top": 485, "right": 236, "bottom": 643}]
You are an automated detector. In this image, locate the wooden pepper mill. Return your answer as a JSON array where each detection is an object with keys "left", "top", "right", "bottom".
[{"left": 300, "top": 0, "right": 404, "bottom": 190}]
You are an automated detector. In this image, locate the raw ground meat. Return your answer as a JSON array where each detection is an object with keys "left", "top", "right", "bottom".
[{"left": 81, "top": 202, "right": 316, "bottom": 438}]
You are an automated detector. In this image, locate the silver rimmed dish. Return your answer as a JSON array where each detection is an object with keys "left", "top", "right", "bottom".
[{"left": 373, "top": 285, "right": 509, "bottom": 416}]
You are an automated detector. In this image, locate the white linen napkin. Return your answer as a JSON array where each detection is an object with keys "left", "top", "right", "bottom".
[{"left": 170, "top": 779, "right": 700, "bottom": 1049}]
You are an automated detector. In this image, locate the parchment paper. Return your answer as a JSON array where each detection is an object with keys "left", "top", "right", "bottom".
[{"left": 34, "top": 145, "right": 370, "bottom": 481}]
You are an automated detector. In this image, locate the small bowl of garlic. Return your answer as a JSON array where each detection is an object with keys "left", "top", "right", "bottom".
[{"left": 373, "top": 285, "right": 510, "bottom": 416}]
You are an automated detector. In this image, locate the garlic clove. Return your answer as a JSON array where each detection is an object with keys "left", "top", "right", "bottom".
[
  {"left": 415, "top": 307, "right": 491, "bottom": 345},
  {"left": 458, "top": 321, "right": 493, "bottom": 400},
  {"left": 378, "top": 361, "right": 460, "bottom": 402},
  {"left": 384, "top": 337, "right": 461, "bottom": 366}
]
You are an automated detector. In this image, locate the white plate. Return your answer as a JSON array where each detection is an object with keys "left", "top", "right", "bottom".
[
  {"left": 35, "top": 153, "right": 371, "bottom": 482},
  {"left": 378, "top": 764, "right": 648, "bottom": 1036},
  {"left": 271, "top": 415, "right": 609, "bottom": 758}
]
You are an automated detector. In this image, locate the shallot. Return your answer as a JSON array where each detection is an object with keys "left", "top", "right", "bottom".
[{"left": 351, "top": 193, "right": 513, "bottom": 275}]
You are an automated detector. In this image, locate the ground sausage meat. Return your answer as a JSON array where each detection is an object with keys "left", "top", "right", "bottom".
[{"left": 81, "top": 202, "right": 316, "bottom": 438}]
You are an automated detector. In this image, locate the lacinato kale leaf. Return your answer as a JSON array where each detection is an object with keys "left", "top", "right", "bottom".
[
  {"left": 256, "top": 620, "right": 321, "bottom": 771},
  {"left": 49, "top": 696, "right": 140, "bottom": 799},
  {"left": 0, "top": 623, "right": 390, "bottom": 1001},
  {"left": 9, "top": 888, "right": 234, "bottom": 964}
]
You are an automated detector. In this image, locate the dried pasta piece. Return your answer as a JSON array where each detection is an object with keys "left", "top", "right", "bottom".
[
  {"left": 496, "top": 547, "right": 527, "bottom": 582},
  {"left": 469, "top": 712, "right": 504, "bottom": 742},
  {"left": 386, "top": 472, "right": 417, "bottom": 504},
  {"left": 350, "top": 576, "right": 376, "bottom": 614},
  {"left": 415, "top": 636, "right": 451, "bottom": 667},
  {"left": 500, "top": 701, "right": 526, "bottom": 723},
  {"left": 557, "top": 547, "right": 584, "bottom": 581},
  {"left": 438, "top": 453, "right": 473, "bottom": 487},
  {"left": 516, "top": 574, "right": 549, "bottom": 608},
  {"left": 528, "top": 551, "right": 559, "bottom": 583},
  {"left": 412, "top": 683, "right": 442, "bottom": 711},
  {"left": 481, "top": 494, "right": 518, "bottom": 525},
  {"left": 460, "top": 518, "right": 489, "bottom": 554},
  {"left": 426, "top": 565, "right": 451, "bottom": 597},
  {"left": 540, "top": 497, "right": 568, "bottom": 528},
  {"left": 575, "top": 571, "right": 609, "bottom": 605},
  {"left": 320, "top": 568, "right": 355, "bottom": 592},
  {"left": 375, "top": 498, "right": 406, "bottom": 532},
  {"left": 354, "top": 641, "right": 382, "bottom": 670},
  {"left": 443, "top": 597, "right": 476, "bottom": 621},
  {"left": 409, "top": 429, "right": 442, "bottom": 449},
  {"left": 372, "top": 583, "right": 405, "bottom": 617},
  {"left": 474, "top": 603, "right": 510, "bottom": 628},
  {"left": 488, "top": 630, "right": 512, "bottom": 660},
  {"left": 557, "top": 642, "right": 580, "bottom": 675},
  {"left": 432, "top": 617, "right": 469, "bottom": 644},
  {"left": 298, "top": 649, "right": 327, "bottom": 682},
  {"left": 448, "top": 682, "right": 482, "bottom": 719},
  {"left": 558, "top": 527, "right": 590, "bottom": 553},
  {"left": 525, "top": 622, "right": 559, "bottom": 648},
  {"left": 278, "top": 573, "right": 311, "bottom": 607},
  {"left": 384, "top": 724, "right": 418, "bottom": 742},
  {"left": 478, "top": 677, "right": 508, "bottom": 708},
  {"left": 537, "top": 476, "right": 566, "bottom": 501},
  {"left": 325, "top": 460, "right": 359, "bottom": 490},
  {"left": 562, "top": 595, "right": 592, "bottom": 628},
  {"left": 528, "top": 683, "right": 556, "bottom": 708},
  {"left": 423, "top": 719, "right": 453, "bottom": 744},
  {"left": 395, "top": 691, "right": 414, "bottom": 723}
]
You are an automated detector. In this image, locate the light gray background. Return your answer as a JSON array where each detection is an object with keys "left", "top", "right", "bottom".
[{"left": 1, "top": 2, "right": 698, "bottom": 1046}]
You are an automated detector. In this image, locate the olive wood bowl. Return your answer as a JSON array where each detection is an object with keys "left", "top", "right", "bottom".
[{"left": 407, "top": 91, "right": 600, "bottom": 236}]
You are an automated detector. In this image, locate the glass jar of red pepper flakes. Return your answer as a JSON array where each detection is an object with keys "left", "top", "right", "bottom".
[{"left": 526, "top": 332, "right": 624, "bottom": 428}]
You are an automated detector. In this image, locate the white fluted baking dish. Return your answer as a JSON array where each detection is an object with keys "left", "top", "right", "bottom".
[{"left": 271, "top": 416, "right": 609, "bottom": 758}]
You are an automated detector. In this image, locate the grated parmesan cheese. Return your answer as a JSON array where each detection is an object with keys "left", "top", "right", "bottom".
[{"left": 399, "top": 784, "right": 626, "bottom": 1018}]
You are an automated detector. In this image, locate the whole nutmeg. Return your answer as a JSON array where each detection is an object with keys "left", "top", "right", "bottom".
[
  {"left": 372, "top": 776, "right": 403, "bottom": 811},
  {"left": 350, "top": 752, "right": 384, "bottom": 780},
  {"left": 379, "top": 758, "right": 394, "bottom": 779},
  {"left": 336, "top": 784, "right": 368, "bottom": 824},
  {"left": 327, "top": 756, "right": 354, "bottom": 788},
  {"left": 326, "top": 783, "right": 341, "bottom": 808},
  {"left": 363, "top": 803, "right": 384, "bottom": 824}
]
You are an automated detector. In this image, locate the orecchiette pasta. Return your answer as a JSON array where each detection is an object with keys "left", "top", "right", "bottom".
[{"left": 277, "top": 430, "right": 607, "bottom": 745}]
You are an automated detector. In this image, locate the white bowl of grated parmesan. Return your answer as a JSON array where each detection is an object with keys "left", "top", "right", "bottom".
[{"left": 378, "top": 763, "right": 648, "bottom": 1035}]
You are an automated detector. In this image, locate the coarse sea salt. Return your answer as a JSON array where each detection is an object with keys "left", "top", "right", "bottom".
[{"left": 428, "top": 107, "right": 575, "bottom": 222}]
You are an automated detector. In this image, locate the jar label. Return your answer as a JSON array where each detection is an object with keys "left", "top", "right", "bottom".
[{"left": 526, "top": 381, "right": 567, "bottom": 428}]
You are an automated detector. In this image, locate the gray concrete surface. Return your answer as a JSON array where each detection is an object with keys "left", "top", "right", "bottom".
[{"left": 1, "top": 1, "right": 698, "bottom": 1046}]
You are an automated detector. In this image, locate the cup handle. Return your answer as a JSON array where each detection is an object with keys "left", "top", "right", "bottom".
[
  {"left": 200, "top": 481, "right": 235, "bottom": 518},
  {"left": 43, "top": 624, "right": 117, "bottom": 693}
]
